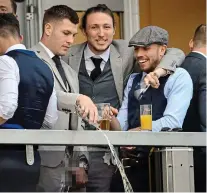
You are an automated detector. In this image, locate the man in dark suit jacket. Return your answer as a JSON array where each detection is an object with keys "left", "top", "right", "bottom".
[{"left": 181, "top": 24, "right": 206, "bottom": 192}]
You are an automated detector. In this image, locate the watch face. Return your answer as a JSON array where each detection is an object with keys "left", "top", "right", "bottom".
[
  {"left": 79, "top": 161, "right": 88, "bottom": 170},
  {"left": 166, "top": 70, "right": 172, "bottom": 75}
]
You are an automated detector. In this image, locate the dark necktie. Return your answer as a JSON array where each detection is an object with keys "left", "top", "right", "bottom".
[
  {"left": 52, "top": 55, "right": 68, "bottom": 87},
  {"left": 90, "top": 57, "right": 102, "bottom": 81}
]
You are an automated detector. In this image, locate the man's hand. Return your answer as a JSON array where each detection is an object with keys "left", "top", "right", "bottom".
[
  {"left": 128, "top": 127, "right": 141, "bottom": 131},
  {"left": 120, "top": 146, "right": 136, "bottom": 158},
  {"left": 102, "top": 106, "right": 118, "bottom": 121},
  {"left": 144, "top": 72, "right": 160, "bottom": 88},
  {"left": 144, "top": 68, "right": 168, "bottom": 88},
  {"left": 120, "top": 146, "right": 136, "bottom": 150},
  {"left": 110, "top": 107, "right": 118, "bottom": 116},
  {"left": 110, "top": 116, "right": 122, "bottom": 131},
  {"left": 76, "top": 95, "right": 98, "bottom": 124},
  {"left": 74, "top": 167, "right": 88, "bottom": 188},
  {"left": 0, "top": 117, "right": 6, "bottom": 125}
]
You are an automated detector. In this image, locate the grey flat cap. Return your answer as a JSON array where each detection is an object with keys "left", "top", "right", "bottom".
[{"left": 128, "top": 26, "right": 169, "bottom": 47}]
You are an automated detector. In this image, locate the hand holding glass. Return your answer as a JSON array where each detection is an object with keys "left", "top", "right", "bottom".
[{"left": 96, "top": 103, "right": 111, "bottom": 130}]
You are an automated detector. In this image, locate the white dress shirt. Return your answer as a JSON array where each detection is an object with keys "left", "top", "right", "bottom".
[
  {"left": 39, "top": 42, "right": 55, "bottom": 59},
  {"left": 0, "top": 44, "right": 58, "bottom": 129},
  {"left": 39, "top": 42, "right": 72, "bottom": 92},
  {"left": 84, "top": 44, "right": 110, "bottom": 76}
]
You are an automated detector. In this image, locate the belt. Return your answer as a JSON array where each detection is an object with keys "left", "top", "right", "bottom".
[
  {"left": 121, "top": 156, "right": 148, "bottom": 169},
  {"left": 120, "top": 148, "right": 151, "bottom": 169}
]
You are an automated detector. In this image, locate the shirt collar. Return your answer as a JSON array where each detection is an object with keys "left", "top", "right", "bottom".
[
  {"left": 39, "top": 41, "right": 55, "bottom": 59},
  {"left": 5, "top": 44, "right": 26, "bottom": 53},
  {"left": 192, "top": 51, "right": 207, "bottom": 58},
  {"left": 84, "top": 44, "right": 110, "bottom": 62},
  {"left": 141, "top": 72, "right": 147, "bottom": 80}
]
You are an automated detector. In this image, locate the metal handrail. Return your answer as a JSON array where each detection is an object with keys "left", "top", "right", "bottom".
[{"left": 0, "top": 129, "right": 205, "bottom": 146}]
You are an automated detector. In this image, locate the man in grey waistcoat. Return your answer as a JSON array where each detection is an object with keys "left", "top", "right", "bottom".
[{"left": 62, "top": 4, "right": 185, "bottom": 192}]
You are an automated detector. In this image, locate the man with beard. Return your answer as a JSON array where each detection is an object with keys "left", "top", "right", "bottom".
[
  {"left": 110, "top": 26, "right": 193, "bottom": 192},
  {"left": 62, "top": 4, "right": 186, "bottom": 192}
]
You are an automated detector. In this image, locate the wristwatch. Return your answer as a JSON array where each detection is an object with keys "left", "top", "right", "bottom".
[
  {"left": 165, "top": 70, "right": 173, "bottom": 76},
  {"left": 154, "top": 68, "right": 172, "bottom": 78},
  {"left": 79, "top": 159, "right": 89, "bottom": 171},
  {"left": 79, "top": 161, "right": 88, "bottom": 169}
]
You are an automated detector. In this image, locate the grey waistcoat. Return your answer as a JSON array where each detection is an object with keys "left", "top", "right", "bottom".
[
  {"left": 79, "top": 55, "right": 120, "bottom": 108},
  {"left": 79, "top": 54, "right": 120, "bottom": 155}
]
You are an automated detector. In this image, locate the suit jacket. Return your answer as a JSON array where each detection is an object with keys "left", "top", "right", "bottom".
[
  {"left": 181, "top": 52, "right": 206, "bottom": 132},
  {"left": 62, "top": 40, "right": 185, "bottom": 104},
  {"left": 31, "top": 43, "right": 88, "bottom": 167}
]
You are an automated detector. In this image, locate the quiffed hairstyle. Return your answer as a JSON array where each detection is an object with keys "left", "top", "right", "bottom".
[
  {"left": 11, "top": 0, "right": 17, "bottom": 14},
  {"left": 0, "top": 13, "right": 20, "bottom": 38},
  {"left": 81, "top": 4, "right": 115, "bottom": 30},
  {"left": 42, "top": 5, "right": 79, "bottom": 32},
  {"left": 193, "top": 24, "right": 206, "bottom": 48}
]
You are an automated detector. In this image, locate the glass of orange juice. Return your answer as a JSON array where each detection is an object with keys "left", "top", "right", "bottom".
[{"left": 140, "top": 104, "right": 152, "bottom": 131}]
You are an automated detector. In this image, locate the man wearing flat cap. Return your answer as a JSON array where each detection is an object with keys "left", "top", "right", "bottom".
[
  {"left": 110, "top": 26, "right": 193, "bottom": 192},
  {"left": 128, "top": 25, "right": 169, "bottom": 47}
]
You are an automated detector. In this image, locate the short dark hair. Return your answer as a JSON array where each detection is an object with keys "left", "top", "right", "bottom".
[
  {"left": 43, "top": 5, "right": 79, "bottom": 32},
  {"left": 193, "top": 24, "right": 206, "bottom": 48},
  {"left": 10, "top": 0, "right": 17, "bottom": 14},
  {"left": 81, "top": 4, "right": 115, "bottom": 30},
  {"left": 0, "top": 13, "right": 20, "bottom": 38}
]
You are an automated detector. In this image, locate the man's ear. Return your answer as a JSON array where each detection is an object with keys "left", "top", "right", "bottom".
[
  {"left": 82, "top": 28, "right": 87, "bottom": 37},
  {"left": 160, "top": 45, "right": 167, "bottom": 56},
  {"left": 113, "top": 26, "right": 116, "bottom": 35},
  {"left": 44, "top": 23, "right": 53, "bottom": 36},
  {"left": 189, "top": 39, "right": 194, "bottom": 51},
  {"left": 20, "top": 35, "right": 23, "bottom": 42}
]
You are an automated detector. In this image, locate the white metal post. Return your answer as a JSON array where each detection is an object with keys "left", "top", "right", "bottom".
[
  {"left": 161, "top": 147, "right": 195, "bottom": 192},
  {"left": 123, "top": 0, "right": 140, "bottom": 41}
]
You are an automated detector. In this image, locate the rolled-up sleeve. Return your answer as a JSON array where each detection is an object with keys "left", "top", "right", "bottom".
[
  {"left": 0, "top": 56, "right": 19, "bottom": 121},
  {"left": 42, "top": 86, "right": 58, "bottom": 129}
]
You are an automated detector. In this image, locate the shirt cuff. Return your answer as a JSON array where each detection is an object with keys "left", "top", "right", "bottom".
[
  {"left": 75, "top": 94, "right": 82, "bottom": 106},
  {"left": 152, "top": 121, "right": 162, "bottom": 132}
]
